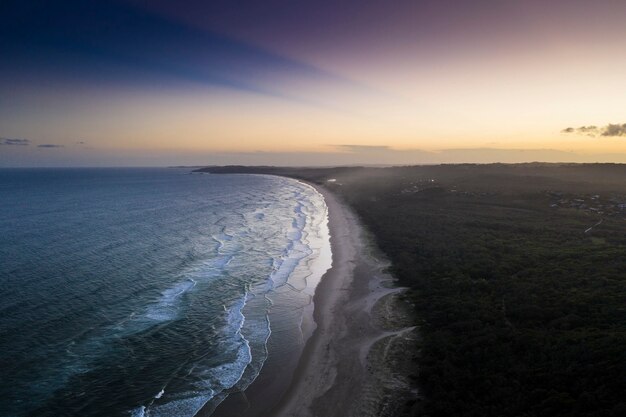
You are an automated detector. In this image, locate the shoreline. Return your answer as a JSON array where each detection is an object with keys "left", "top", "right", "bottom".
[
  {"left": 207, "top": 177, "right": 417, "bottom": 417},
  {"left": 269, "top": 182, "right": 417, "bottom": 417}
]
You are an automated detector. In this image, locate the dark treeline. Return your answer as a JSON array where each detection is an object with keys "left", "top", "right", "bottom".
[{"left": 196, "top": 164, "right": 626, "bottom": 417}]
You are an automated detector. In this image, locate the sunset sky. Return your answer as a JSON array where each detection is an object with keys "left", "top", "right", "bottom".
[{"left": 2, "top": 0, "right": 626, "bottom": 166}]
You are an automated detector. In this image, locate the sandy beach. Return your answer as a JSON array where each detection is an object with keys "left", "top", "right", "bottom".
[{"left": 267, "top": 183, "right": 418, "bottom": 417}]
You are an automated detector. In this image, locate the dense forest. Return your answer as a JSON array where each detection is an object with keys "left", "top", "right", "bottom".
[{"left": 197, "top": 164, "right": 626, "bottom": 417}]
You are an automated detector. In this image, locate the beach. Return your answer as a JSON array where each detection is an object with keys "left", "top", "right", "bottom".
[{"left": 210, "top": 181, "right": 417, "bottom": 417}]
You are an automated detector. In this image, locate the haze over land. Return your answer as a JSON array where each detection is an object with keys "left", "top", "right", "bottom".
[{"left": 3, "top": 0, "right": 626, "bottom": 166}]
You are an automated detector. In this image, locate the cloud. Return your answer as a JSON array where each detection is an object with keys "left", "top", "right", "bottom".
[
  {"left": 601, "top": 123, "right": 626, "bottom": 137},
  {"left": 561, "top": 126, "right": 599, "bottom": 135},
  {"left": 336, "top": 145, "right": 395, "bottom": 153},
  {"left": 562, "top": 123, "right": 626, "bottom": 137},
  {"left": 579, "top": 126, "right": 599, "bottom": 134},
  {"left": 1, "top": 0, "right": 380, "bottom": 110},
  {"left": 37, "top": 144, "right": 64, "bottom": 148},
  {"left": 1, "top": 137, "right": 30, "bottom": 146}
]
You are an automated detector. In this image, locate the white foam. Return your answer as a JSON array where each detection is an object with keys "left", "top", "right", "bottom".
[
  {"left": 145, "top": 279, "right": 196, "bottom": 321},
  {"left": 130, "top": 178, "right": 331, "bottom": 417},
  {"left": 130, "top": 405, "right": 145, "bottom": 417},
  {"left": 148, "top": 393, "right": 213, "bottom": 417}
]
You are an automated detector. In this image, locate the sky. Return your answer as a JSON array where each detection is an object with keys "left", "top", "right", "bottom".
[{"left": 2, "top": 0, "right": 626, "bottom": 167}]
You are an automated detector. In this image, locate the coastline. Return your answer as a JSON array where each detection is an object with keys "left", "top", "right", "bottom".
[
  {"left": 268, "top": 182, "right": 418, "bottom": 417},
  {"left": 209, "top": 177, "right": 417, "bottom": 417}
]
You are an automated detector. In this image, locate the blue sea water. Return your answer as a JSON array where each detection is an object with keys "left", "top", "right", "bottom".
[{"left": 0, "top": 168, "right": 331, "bottom": 417}]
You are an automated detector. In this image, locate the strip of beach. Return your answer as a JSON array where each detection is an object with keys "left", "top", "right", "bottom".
[{"left": 207, "top": 179, "right": 417, "bottom": 417}]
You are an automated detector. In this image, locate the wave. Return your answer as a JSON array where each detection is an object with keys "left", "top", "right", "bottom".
[
  {"left": 9, "top": 175, "right": 329, "bottom": 417},
  {"left": 1, "top": 170, "right": 335, "bottom": 417},
  {"left": 135, "top": 394, "right": 211, "bottom": 417},
  {"left": 130, "top": 180, "right": 330, "bottom": 417},
  {"left": 145, "top": 279, "right": 196, "bottom": 321},
  {"left": 132, "top": 292, "right": 254, "bottom": 417}
]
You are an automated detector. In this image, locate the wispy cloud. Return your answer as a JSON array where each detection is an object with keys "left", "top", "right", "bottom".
[
  {"left": 562, "top": 123, "right": 626, "bottom": 137},
  {"left": 37, "top": 144, "right": 64, "bottom": 148},
  {"left": 336, "top": 145, "right": 397, "bottom": 153},
  {"left": 1, "top": 137, "right": 30, "bottom": 146},
  {"left": 1, "top": 0, "right": 379, "bottom": 109}
]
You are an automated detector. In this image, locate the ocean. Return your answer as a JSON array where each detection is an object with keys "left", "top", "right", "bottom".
[{"left": 0, "top": 168, "right": 331, "bottom": 417}]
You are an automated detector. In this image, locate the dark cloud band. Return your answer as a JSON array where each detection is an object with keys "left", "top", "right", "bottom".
[
  {"left": 1, "top": 138, "right": 30, "bottom": 146},
  {"left": 562, "top": 124, "right": 626, "bottom": 137}
]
